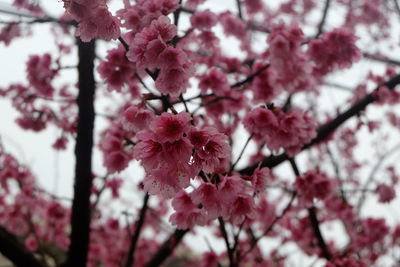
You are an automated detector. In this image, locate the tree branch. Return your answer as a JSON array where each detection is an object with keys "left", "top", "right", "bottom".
[
  {"left": 308, "top": 207, "right": 332, "bottom": 260},
  {"left": 218, "top": 217, "right": 234, "bottom": 267},
  {"left": 236, "top": 0, "right": 243, "bottom": 19},
  {"left": 230, "top": 64, "right": 270, "bottom": 88},
  {"left": 314, "top": 0, "right": 331, "bottom": 38},
  {"left": 143, "top": 229, "right": 189, "bottom": 267},
  {"left": 363, "top": 52, "right": 400, "bottom": 66},
  {"left": 63, "top": 38, "right": 96, "bottom": 267},
  {"left": 239, "top": 73, "right": 400, "bottom": 175},
  {"left": 124, "top": 193, "right": 150, "bottom": 267}
]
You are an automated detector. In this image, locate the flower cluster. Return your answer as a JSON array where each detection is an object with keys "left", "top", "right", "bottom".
[
  {"left": 294, "top": 170, "right": 333, "bottom": 204},
  {"left": 170, "top": 174, "right": 256, "bottom": 229},
  {"left": 26, "top": 54, "right": 56, "bottom": 97},
  {"left": 117, "top": 0, "right": 179, "bottom": 34},
  {"left": 133, "top": 112, "right": 231, "bottom": 198},
  {"left": 243, "top": 106, "right": 316, "bottom": 156},
  {"left": 266, "top": 21, "right": 314, "bottom": 93},
  {"left": 308, "top": 28, "right": 361, "bottom": 75},
  {"left": 98, "top": 47, "right": 137, "bottom": 92},
  {"left": 126, "top": 16, "right": 192, "bottom": 96},
  {"left": 63, "top": 0, "right": 120, "bottom": 42}
]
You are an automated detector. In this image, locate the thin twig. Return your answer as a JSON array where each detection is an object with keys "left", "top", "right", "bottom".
[
  {"left": 124, "top": 193, "right": 150, "bottom": 267},
  {"left": 314, "top": 0, "right": 331, "bottom": 38},
  {"left": 236, "top": 0, "right": 243, "bottom": 19},
  {"left": 230, "top": 64, "right": 270, "bottom": 88},
  {"left": 218, "top": 217, "right": 234, "bottom": 267},
  {"left": 356, "top": 142, "right": 400, "bottom": 212},
  {"left": 230, "top": 134, "right": 253, "bottom": 173},
  {"left": 239, "top": 191, "right": 296, "bottom": 262},
  {"left": 308, "top": 207, "right": 332, "bottom": 260},
  {"left": 363, "top": 52, "right": 400, "bottom": 66}
]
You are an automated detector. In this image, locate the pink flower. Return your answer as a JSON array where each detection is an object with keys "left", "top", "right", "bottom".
[
  {"left": 149, "top": 112, "right": 191, "bottom": 143},
  {"left": 251, "top": 67, "right": 280, "bottom": 103},
  {"left": 171, "top": 190, "right": 196, "bottom": 211},
  {"left": 26, "top": 54, "right": 56, "bottom": 97},
  {"left": 0, "top": 23, "right": 21, "bottom": 46},
  {"left": 243, "top": 107, "right": 279, "bottom": 136},
  {"left": 191, "top": 183, "right": 223, "bottom": 219},
  {"left": 218, "top": 175, "right": 245, "bottom": 205},
  {"left": 104, "top": 151, "right": 130, "bottom": 173},
  {"left": 244, "top": 0, "right": 265, "bottom": 14},
  {"left": 133, "top": 132, "right": 164, "bottom": 171},
  {"left": 230, "top": 194, "right": 256, "bottom": 224},
  {"left": 64, "top": 1, "right": 120, "bottom": 42},
  {"left": 186, "top": 0, "right": 206, "bottom": 9},
  {"left": 157, "top": 47, "right": 188, "bottom": 69},
  {"left": 16, "top": 116, "right": 47, "bottom": 132},
  {"left": 308, "top": 28, "right": 361, "bottom": 75},
  {"left": 193, "top": 128, "right": 231, "bottom": 173},
  {"left": 127, "top": 16, "right": 176, "bottom": 67},
  {"left": 353, "top": 218, "right": 389, "bottom": 250},
  {"left": 295, "top": 171, "right": 333, "bottom": 204},
  {"left": 251, "top": 167, "right": 272, "bottom": 194},
  {"left": 52, "top": 137, "right": 68, "bottom": 150},
  {"left": 190, "top": 9, "right": 218, "bottom": 30},
  {"left": 169, "top": 207, "right": 206, "bottom": 229},
  {"left": 171, "top": 210, "right": 201, "bottom": 228},
  {"left": 199, "top": 68, "right": 230, "bottom": 95},
  {"left": 47, "top": 202, "right": 66, "bottom": 220},
  {"left": 121, "top": 105, "right": 154, "bottom": 132},
  {"left": 105, "top": 178, "right": 124, "bottom": 198},
  {"left": 244, "top": 106, "right": 316, "bottom": 156},
  {"left": 98, "top": 47, "right": 136, "bottom": 91},
  {"left": 200, "top": 252, "right": 220, "bottom": 267},
  {"left": 143, "top": 163, "right": 194, "bottom": 198},
  {"left": 266, "top": 21, "right": 314, "bottom": 93},
  {"left": 25, "top": 235, "right": 38, "bottom": 251},
  {"left": 219, "top": 11, "right": 247, "bottom": 39},
  {"left": 155, "top": 66, "right": 191, "bottom": 96},
  {"left": 376, "top": 184, "right": 396, "bottom": 203},
  {"left": 188, "top": 128, "right": 213, "bottom": 149}
]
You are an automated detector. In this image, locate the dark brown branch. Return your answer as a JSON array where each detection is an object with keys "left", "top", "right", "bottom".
[
  {"left": 363, "top": 52, "right": 400, "bottom": 66},
  {"left": 230, "top": 134, "right": 253, "bottom": 173},
  {"left": 63, "top": 39, "right": 96, "bottom": 267},
  {"left": 230, "top": 64, "right": 270, "bottom": 88},
  {"left": 173, "top": 0, "right": 183, "bottom": 27},
  {"left": 218, "top": 218, "right": 234, "bottom": 267},
  {"left": 314, "top": 0, "right": 331, "bottom": 38},
  {"left": 118, "top": 36, "right": 129, "bottom": 51},
  {"left": 308, "top": 207, "right": 332, "bottom": 260},
  {"left": 239, "top": 73, "right": 400, "bottom": 176},
  {"left": 0, "top": 6, "right": 75, "bottom": 26},
  {"left": 124, "top": 193, "right": 150, "bottom": 267},
  {"left": 236, "top": 0, "right": 243, "bottom": 19},
  {"left": 0, "top": 226, "right": 45, "bottom": 267},
  {"left": 143, "top": 229, "right": 189, "bottom": 267}
]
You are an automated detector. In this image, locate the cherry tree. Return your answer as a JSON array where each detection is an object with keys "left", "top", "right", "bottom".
[{"left": 1, "top": 0, "right": 400, "bottom": 266}]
